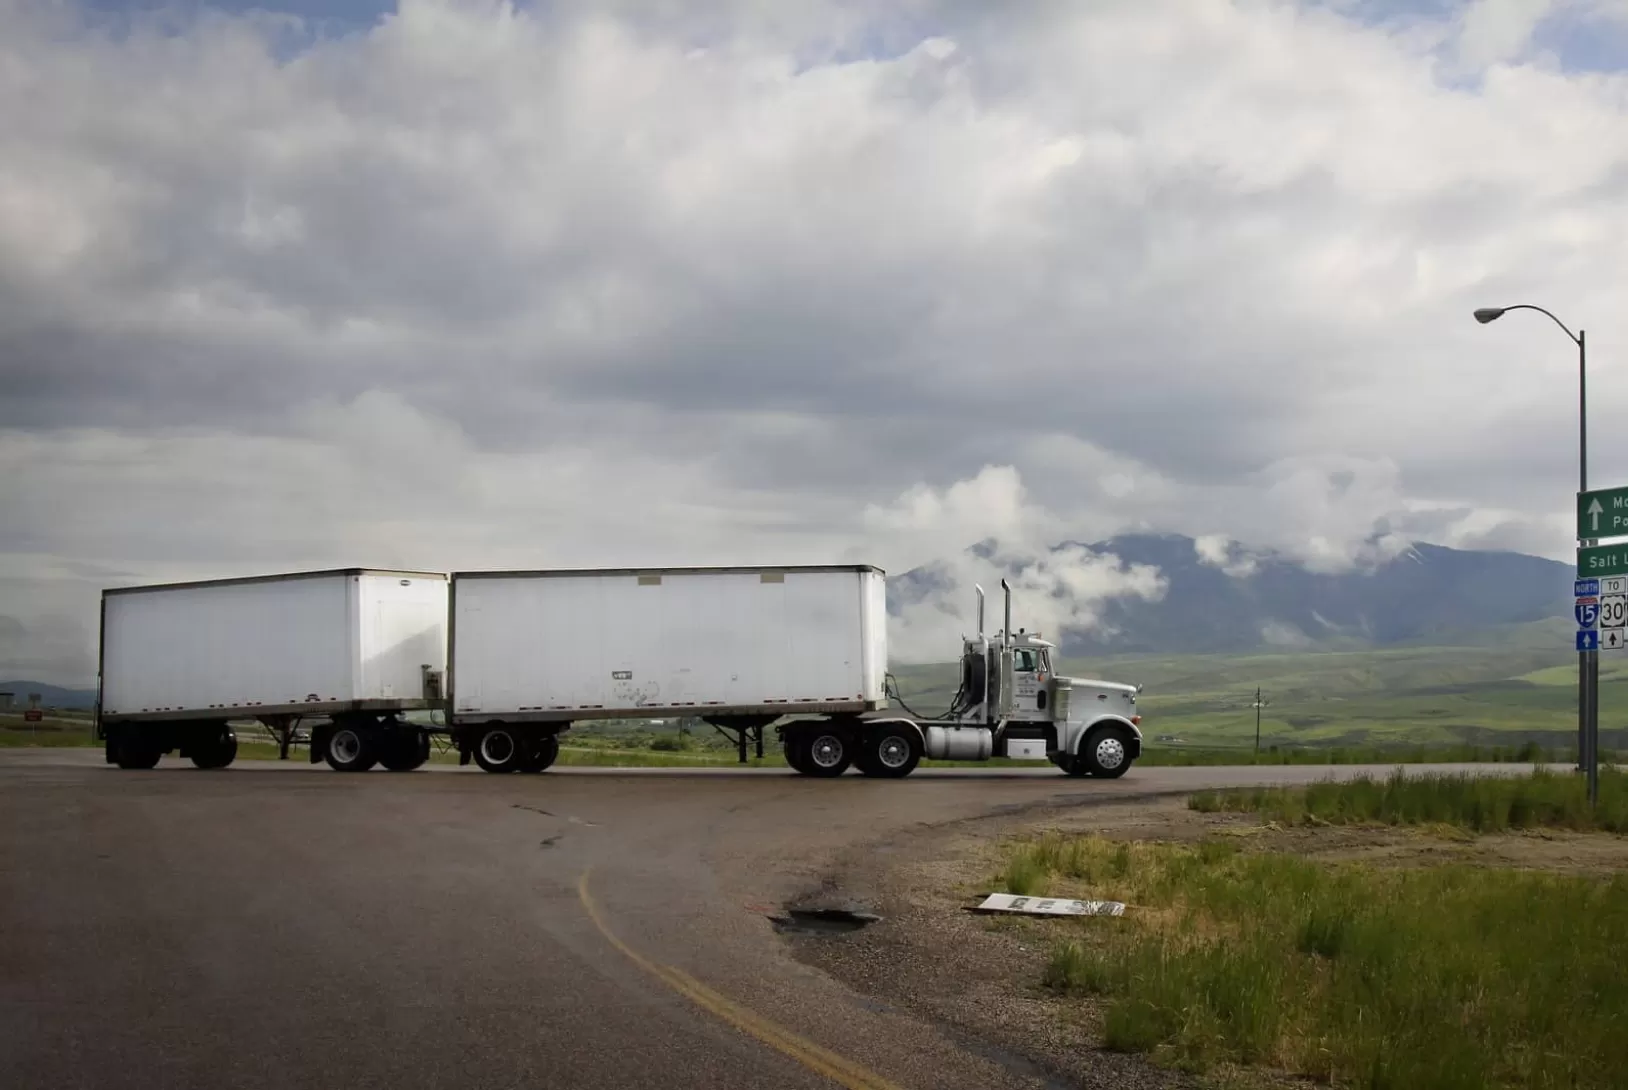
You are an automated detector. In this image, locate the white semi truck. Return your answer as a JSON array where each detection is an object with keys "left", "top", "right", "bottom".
[{"left": 95, "top": 564, "right": 1144, "bottom": 778}]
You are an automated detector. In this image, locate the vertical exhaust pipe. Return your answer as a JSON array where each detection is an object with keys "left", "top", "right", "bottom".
[
  {"left": 975, "top": 583, "right": 985, "bottom": 636},
  {"left": 1000, "top": 578, "right": 1011, "bottom": 649}
]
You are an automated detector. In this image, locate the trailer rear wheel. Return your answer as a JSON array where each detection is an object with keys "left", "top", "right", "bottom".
[
  {"left": 189, "top": 725, "right": 238, "bottom": 770},
  {"left": 857, "top": 726, "right": 920, "bottom": 778},
  {"left": 474, "top": 726, "right": 525, "bottom": 774},
  {"left": 378, "top": 730, "right": 431, "bottom": 772},
  {"left": 114, "top": 735, "right": 162, "bottom": 770},
  {"left": 781, "top": 729, "right": 811, "bottom": 774},
  {"left": 519, "top": 733, "right": 559, "bottom": 773},
  {"left": 325, "top": 726, "right": 378, "bottom": 772},
  {"left": 802, "top": 728, "right": 852, "bottom": 777}
]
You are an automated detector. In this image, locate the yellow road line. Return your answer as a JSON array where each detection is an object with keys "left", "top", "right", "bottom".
[{"left": 577, "top": 870, "right": 907, "bottom": 1090}]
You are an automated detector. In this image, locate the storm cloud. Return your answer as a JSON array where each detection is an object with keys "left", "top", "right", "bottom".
[{"left": 3, "top": 0, "right": 1627, "bottom": 681}]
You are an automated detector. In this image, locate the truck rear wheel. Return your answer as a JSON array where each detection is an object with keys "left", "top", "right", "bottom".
[
  {"left": 857, "top": 725, "right": 920, "bottom": 778},
  {"left": 325, "top": 725, "right": 378, "bottom": 772},
  {"left": 1081, "top": 725, "right": 1134, "bottom": 779},
  {"left": 378, "top": 730, "right": 431, "bottom": 772},
  {"left": 474, "top": 726, "right": 525, "bottom": 773},
  {"left": 189, "top": 725, "right": 238, "bottom": 770},
  {"left": 518, "top": 733, "right": 559, "bottom": 773},
  {"left": 801, "top": 727, "right": 852, "bottom": 778}
]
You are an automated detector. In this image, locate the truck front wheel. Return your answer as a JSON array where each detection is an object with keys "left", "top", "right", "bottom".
[
  {"left": 857, "top": 726, "right": 920, "bottom": 778},
  {"left": 474, "top": 726, "right": 525, "bottom": 773},
  {"left": 1081, "top": 725, "right": 1134, "bottom": 779},
  {"left": 325, "top": 725, "right": 378, "bottom": 772}
]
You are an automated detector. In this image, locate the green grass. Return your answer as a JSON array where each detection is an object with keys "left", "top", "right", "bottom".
[
  {"left": 1190, "top": 767, "right": 1628, "bottom": 833},
  {"left": 1001, "top": 833, "right": 1628, "bottom": 1087}
]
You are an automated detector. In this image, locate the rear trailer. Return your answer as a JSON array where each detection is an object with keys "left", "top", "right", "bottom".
[
  {"left": 447, "top": 564, "right": 888, "bottom": 773},
  {"left": 96, "top": 568, "right": 448, "bottom": 771}
]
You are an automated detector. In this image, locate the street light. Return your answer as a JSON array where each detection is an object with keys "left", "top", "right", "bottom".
[{"left": 1473, "top": 303, "right": 1593, "bottom": 803}]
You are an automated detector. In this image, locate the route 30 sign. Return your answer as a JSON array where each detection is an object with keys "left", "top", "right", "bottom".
[{"left": 1602, "top": 595, "right": 1627, "bottom": 629}]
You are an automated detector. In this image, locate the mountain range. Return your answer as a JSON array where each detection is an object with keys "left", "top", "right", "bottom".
[{"left": 887, "top": 533, "right": 1574, "bottom": 656}]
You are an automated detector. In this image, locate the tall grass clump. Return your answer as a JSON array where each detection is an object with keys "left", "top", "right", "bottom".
[
  {"left": 1191, "top": 767, "right": 1628, "bottom": 832},
  {"left": 1005, "top": 833, "right": 1628, "bottom": 1087}
]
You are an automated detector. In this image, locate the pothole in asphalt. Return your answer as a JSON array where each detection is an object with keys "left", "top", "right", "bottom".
[{"left": 769, "top": 906, "right": 883, "bottom": 936}]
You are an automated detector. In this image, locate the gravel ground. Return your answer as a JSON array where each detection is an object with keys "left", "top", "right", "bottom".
[{"left": 774, "top": 797, "right": 1215, "bottom": 1090}]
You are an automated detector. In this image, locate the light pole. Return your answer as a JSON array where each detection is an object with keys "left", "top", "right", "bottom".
[{"left": 1473, "top": 304, "right": 1593, "bottom": 802}]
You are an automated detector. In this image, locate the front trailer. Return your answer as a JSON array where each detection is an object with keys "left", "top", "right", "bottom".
[{"left": 443, "top": 564, "right": 889, "bottom": 773}]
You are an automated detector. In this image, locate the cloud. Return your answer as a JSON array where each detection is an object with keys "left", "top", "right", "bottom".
[
  {"left": 863, "top": 467, "right": 1168, "bottom": 663},
  {"left": 2, "top": 0, "right": 1627, "bottom": 680}
]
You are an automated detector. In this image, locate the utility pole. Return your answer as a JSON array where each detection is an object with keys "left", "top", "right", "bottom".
[{"left": 1252, "top": 687, "right": 1269, "bottom": 754}]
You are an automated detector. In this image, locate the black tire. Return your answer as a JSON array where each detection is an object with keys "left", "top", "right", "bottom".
[
  {"left": 517, "top": 733, "right": 560, "bottom": 773},
  {"left": 1057, "top": 754, "right": 1089, "bottom": 777},
  {"left": 114, "top": 735, "right": 162, "bottom": 770},
  {"left": 782, "top": 729, "right": 812, "bottom": 774},
  {"left": 474, "top": 725, "right": 525, "bottom": 774},
  {"left": 1080, "top": 725, "right": 1134, "bottom": 779},
  {"left": 801, "top": 727, "right": 853, "bottom": 778},
  {"left": 857, "top": 725, "right": 920, "bottom": 778},
  {"left": 324, "top": 724, "right": 378, "bottom": 772},
  {"left": 378, "top": 730, "right": 431, "bottom": 772},
  {"left": 189, "top": 726, "right": 238, "bottom": 770}
]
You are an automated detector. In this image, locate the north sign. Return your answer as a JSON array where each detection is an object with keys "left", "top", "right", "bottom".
[{"left": 1578, "top": 486, "right": 1628, "bottom": 539}]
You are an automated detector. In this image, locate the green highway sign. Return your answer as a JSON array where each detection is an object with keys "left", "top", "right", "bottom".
[
  {"left": 1579, "top": 543, "right": 1628, "bottom": 578},
  {"left": 1579, "top": 486, "right": 1628, "bottom": 539}
]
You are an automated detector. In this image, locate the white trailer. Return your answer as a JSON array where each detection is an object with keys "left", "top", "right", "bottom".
[
  {"left": 445, "top": 565, "right": 1143, "bottom": 780},
  {"left": 96, "top": 569, "right": 448, "bottom": 771},
  {"left": 447, "top": 565, "right": 887, "bottom": 771}
]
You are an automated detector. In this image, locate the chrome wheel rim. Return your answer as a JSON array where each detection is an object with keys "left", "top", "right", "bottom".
[
  {"left": 809, "top": 734, "right": 845, "bottom": 768},
  {"left": 877, "top": 735, "right": 911, "bottom": 769},
  {"left": 1095, "top": 737, "right": 1126, "bottom": 770},
  {"left": 481, "top": 731, "right": 516, "bottom": 765},
  {"left": 331, "top": 729, "right": 362, "bottom": 764}
]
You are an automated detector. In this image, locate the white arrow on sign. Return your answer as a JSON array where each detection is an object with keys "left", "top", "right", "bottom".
[{"left": 1590, "top": 497, "right": 1604, "bottom": 531}]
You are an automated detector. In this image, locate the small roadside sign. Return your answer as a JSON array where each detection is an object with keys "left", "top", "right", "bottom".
[
  {"left": 1606, "top": 629, "right": 1627, "bottom": 651},
  {"left": 1579, "top": 486, "right": 1628, "bottom": 539},
  {"left": 1577, "top": 577, "right": 1601, "bottom": 597},
  {"left": 1577, "top": 599, "right": 1601, "bottom": 628},
  {"left": 1579, "top": 629, "right": 1600, "bottom": 651},
  {"left": 1603, "top": 596, "right": 1627, "bottom": 629}
]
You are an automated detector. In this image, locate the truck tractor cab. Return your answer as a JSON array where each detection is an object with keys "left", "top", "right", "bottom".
[{"left": 952, "top": 580, "right": 1143, "bottom": 778}]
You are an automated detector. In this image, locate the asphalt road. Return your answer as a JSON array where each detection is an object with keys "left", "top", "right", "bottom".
[{"left": 0, "top": 750, "right": 1558, "bottom": 1090}]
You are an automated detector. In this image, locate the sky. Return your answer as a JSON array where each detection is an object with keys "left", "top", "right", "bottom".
[{"left": 3, "top": 0, "right": 1627, "bottom": 682}]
